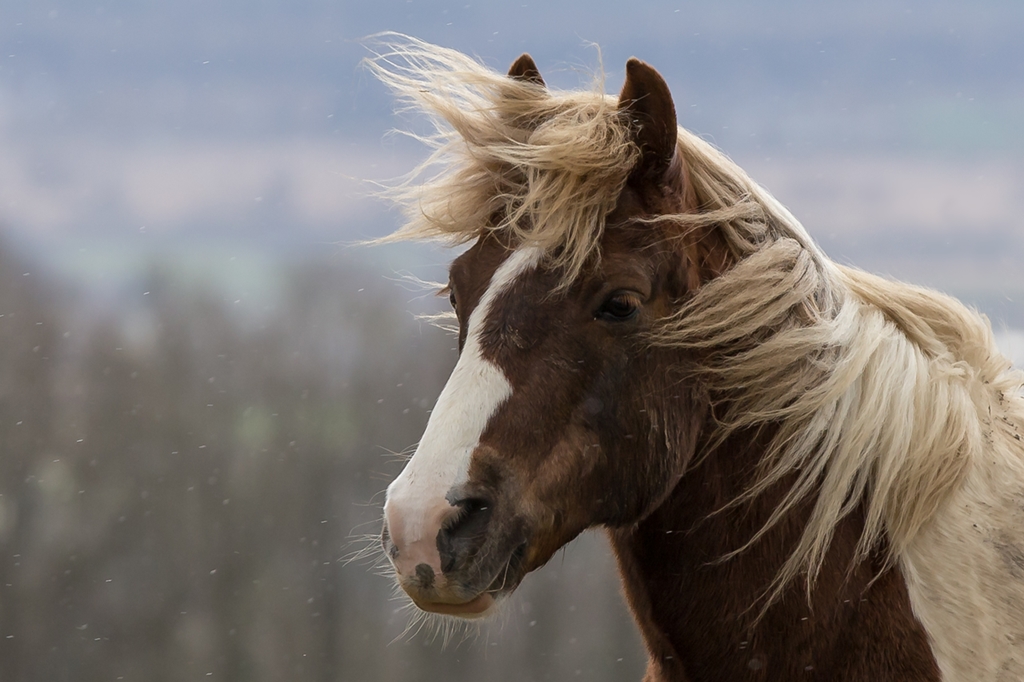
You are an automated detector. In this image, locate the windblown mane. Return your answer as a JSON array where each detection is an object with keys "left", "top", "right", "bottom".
[
  {"left": 366, "top": 34, "right": 637, "bottom": 284},
  {"left": 369, "top": 35, "right": 1024, "bottom": 604}
]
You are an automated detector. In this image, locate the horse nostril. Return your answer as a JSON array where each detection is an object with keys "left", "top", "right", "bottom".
[
  {"left": 438, "top": 498, "right": 494, "bottom": 574},
  {"left": 415, "top": 563, "right": 436, "bottom": 589},
  {"left": 381, "top": 521, "right": 398, "bottom": 560},
  {"left": 447, "top": 498, "right": 494, "bottom": 540}
]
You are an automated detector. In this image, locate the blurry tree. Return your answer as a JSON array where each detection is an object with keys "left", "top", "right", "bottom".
[
  {"left": 0, "top": 235, "right": 644, "bottom": 682},
  {"left": 0, "top": 238, "right": 63, "bottom": 680}
]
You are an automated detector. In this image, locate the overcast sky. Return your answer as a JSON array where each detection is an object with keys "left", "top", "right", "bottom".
[{"left": 1, "top": 0, "right": 1022, "bottom": 308}]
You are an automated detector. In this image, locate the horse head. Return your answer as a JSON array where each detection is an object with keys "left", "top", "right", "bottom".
[{"left": 380, "top": 54, "right": 729, "bottom": 618}]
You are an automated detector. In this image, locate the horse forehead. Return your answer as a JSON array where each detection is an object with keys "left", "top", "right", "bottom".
[
  {"left": 452, "top": 231, "right": 667, "bottom": 366},
  {"left": 451, "top": 237, "right": 514, "bottom": 312},
  {"left": 475, "top": 252, "right": 560, "bottom": 340}
]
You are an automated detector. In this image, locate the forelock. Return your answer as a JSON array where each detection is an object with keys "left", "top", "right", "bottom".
[{"left": 366, "top": 33, "right": 639, "bottom": 286}]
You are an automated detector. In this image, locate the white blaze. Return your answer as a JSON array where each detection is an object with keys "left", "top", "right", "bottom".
[{"left": 385, "top": 246, "right": 544, "bottom": 549}]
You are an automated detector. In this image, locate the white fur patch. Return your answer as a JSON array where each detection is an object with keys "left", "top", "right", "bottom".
[
  {"left": 901, "top": 418, "right": 1024, "bottom": 681},
  {"left": 385, "top": 246, "right": 544, "bottom": 544}
]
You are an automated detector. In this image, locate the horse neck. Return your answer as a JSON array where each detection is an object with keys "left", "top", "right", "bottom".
[{"left": 607, "top": 422, "right": 938, "bottom": 681}]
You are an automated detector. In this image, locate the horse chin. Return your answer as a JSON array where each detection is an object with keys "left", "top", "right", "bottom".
[
  {"left": 402, "top": 542, "right": 529, "bottom": 620},
  {"left": 410, "top": 592, "right": 498, "bottom": 619}
]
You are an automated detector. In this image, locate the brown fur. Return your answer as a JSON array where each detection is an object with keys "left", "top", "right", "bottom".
[{"left": 610, "top": 425, "right": 940, "bottom": 682}]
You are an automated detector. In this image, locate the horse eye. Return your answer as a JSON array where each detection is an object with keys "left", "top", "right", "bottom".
[
  {"left": 596, "top": 292, "right": 642, "bottom": 322},
  {"left": 448, "top": 290, "right": 457, "bottom": 310}
]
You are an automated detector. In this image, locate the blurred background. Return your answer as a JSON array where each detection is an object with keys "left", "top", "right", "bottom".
[{"left": 1, "top": 1, "right": 1022, "bottom": 680}]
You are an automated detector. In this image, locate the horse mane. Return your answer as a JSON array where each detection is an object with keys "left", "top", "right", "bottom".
[
  {"left": 368, "top": 35, "right": 1024, "bottom": 605},
  {"left": 365, "top": 33, "right": 638, "bottom": 284},
  {"left": 655, "top": 243, "right": 1024, "bottom": 604}
]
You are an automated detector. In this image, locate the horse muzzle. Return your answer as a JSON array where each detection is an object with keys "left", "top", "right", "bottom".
[{"left": 382, "top": 493, "right": 524, "bottom": 618}]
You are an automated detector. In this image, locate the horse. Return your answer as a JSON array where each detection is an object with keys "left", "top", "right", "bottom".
[{"left": 368, "top": 36, "right": 1024, "bottom": 681}]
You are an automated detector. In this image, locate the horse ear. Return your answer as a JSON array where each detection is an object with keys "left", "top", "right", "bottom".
[
  {"left": 508, "top": 53, "right": 545, "bottom": 86},
  {"left": 618, "top": 58, "right": 677, "bottom": 183}
]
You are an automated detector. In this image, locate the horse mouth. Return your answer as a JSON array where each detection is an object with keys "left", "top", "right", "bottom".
[
  {"left": 405, "top": 540, "right": 529, "bottom": 619},
  {"left": 410, "top": 592, "right": 496, "bottom": 618}
]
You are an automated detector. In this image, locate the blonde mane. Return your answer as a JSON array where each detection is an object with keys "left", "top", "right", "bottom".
[
  {"left": 369, "top": 35, "right": 1024, "bottom": 604},
  {"left": 366, "top": 34, "right": 637, "bottom": 284}
]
